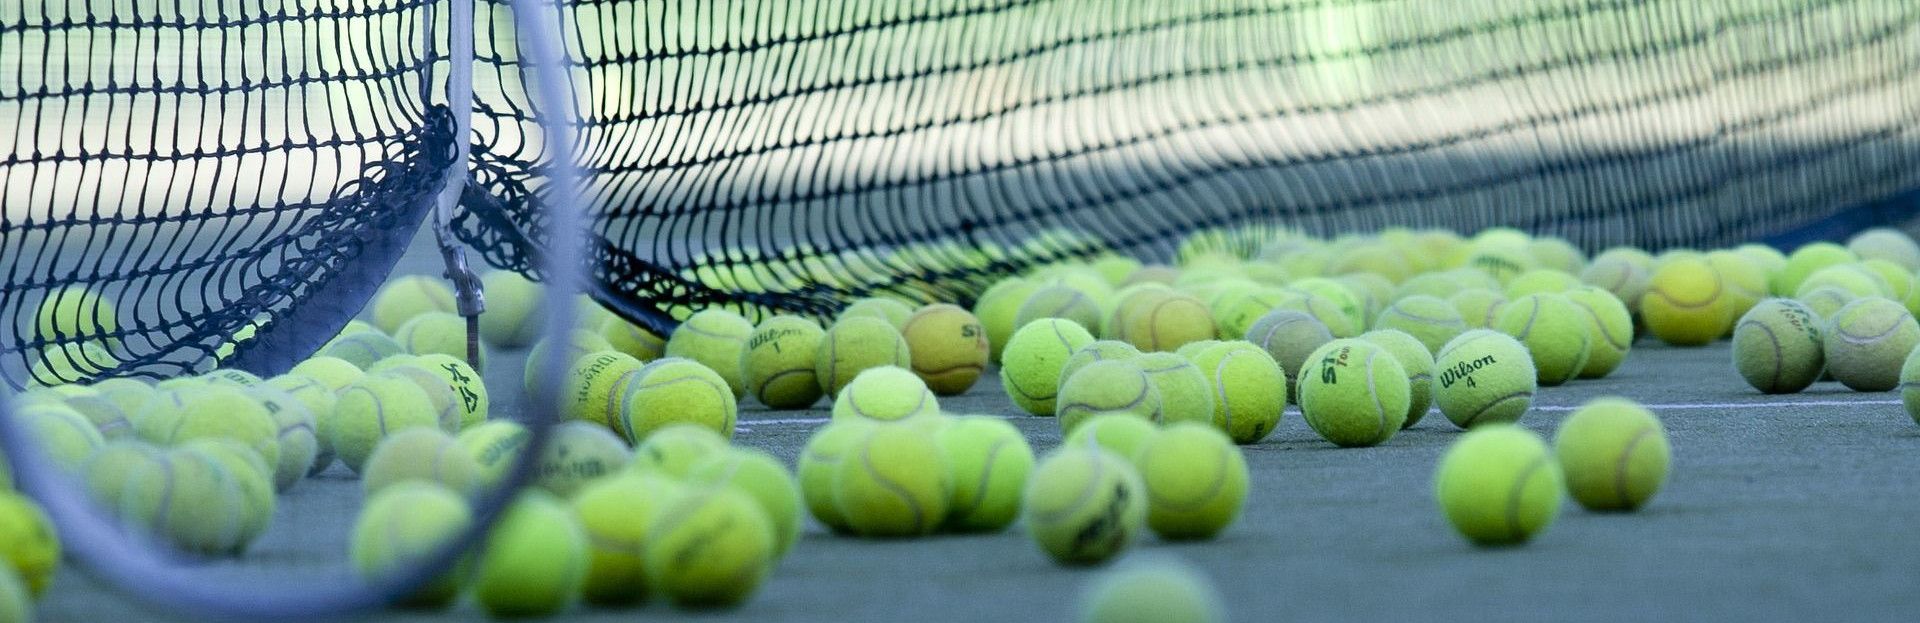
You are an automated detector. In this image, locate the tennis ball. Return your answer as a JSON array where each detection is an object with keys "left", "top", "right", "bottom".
[
  {"left": 1373, "top": 295, "right": 1467, "bottom": 355},
  {"left": 935, "top": 416, "right": 1035, "bottom": 532},
  {"left": 1189, "top": 342, "right": 1287, "bottom": 444},
  {"left": 409, "top": 353, "right": 487, "bottom": 430},
  {"left": 1023, "top": 446, "right": 1146, "bottom": 565},
  {"left": 0, "top": 492, "right": 58, "bottom": 597},
  {"left": 1059, "top": 340, "right": 1143, "bottom": 389},
  {"left": 0, "top": 565, "right": 29, "bottom": 623},
  {"left": 1092, "top": 255, "right": 1144, "bottom": 285},
  {"left": 902, "top": 304, "right": 990, "bottom": 395},
  {"left": 1732, "top": 299, "right": 1826, "bottom": 393},
  {"left": 1135, "top": 352, "right": 1216, "bottom": 426},
  {"left": 797, "top": 419, "right": 877, "bottom": 533},
  {"left": 1798, "top": 285, "right": 1860, "bottom": 321},
  {"left": 1795, "top": 264, "right": 1889, "bottom": 299},
  {"left": 536, "top": 421, "right": 631, "bottom": 498},
  {"left": 688, "top": 448, "right": 802, "bottom": 556},
  {"left": 371, "top": 360, "right": 461, "bottom": 432},
  {"left": 1134, "top": 422, "right": 1247, "bottom": 540},
  {"left": 1077, "top": 558, "right": 1226, "bottom": 623},
  {"left": 144, "top": 448, "right": 249, "bottom": 555},
  {"left": 1824, "top": 297, "right": 1920, "bottom": 391},
  {"left": 1773, "top": 242, "right": 1856, "bottom": 296},
  {"left": 1209, "top": 286, "right": 1288, "bottom": 340},
  {"left": 1274, "top": 287, "right": 1361, "bottom": 338},
  {"left": 629, "top": 423, "right": 730, "bottom": 478},
  {"left": 1493, "top": 293, "right": 1593, "bottom": 386},
  {"left": 318, "top": 330, "right": 405, "bottom": 370},
  {"left": 832, "top": 423, "right": 951, "bottom": 537},
  {"left": 617, "top": 357, "right": 738, "bottom": 442},
  {"left": 291, "top": 356, "right": 364, "bottom": 391},
  {"left": 1358, "top": 330, "right": 1435, "bottom": 428},
  {"left": 1707, "top": 250, "right": 1769, "bottom": 327},
  {"left": 332, "top": 375, "right": 439, "bottom": 473},
  {"left": 173, "top": 439, "right": 275, "bottom": 554},
  {"left": 1064, "top": 413, "right": 1160, "bottom": 462},
  {"left": 743, "top": 316, "right": 826, "bottom": 409},
  {"left": 1117, "top": 292, "right": 1217, "bottom": 353},
  {"left": 841, "top": 297, "right": 915, "bottom": 330},
  {"left": 1641, "top": 257, "right": 1732, "bottom": 346},
  {"left": 1503, "top": 269, "right": 1579, "bottom": 299},
  {"left": 524, "top": 329, "right": 616, "bottom": 396},
  {"left": 473, "top": 492, "right": 591, "bottom": 618},
  {"left": 34, "top": 284, "right": 117, "bottom": 342},
  {"left": 350, "top": 481, "right": 472, "bottom": 608},
  {"left": 1433, "top": 424, "right": 1563, "bottom": 546},
  {"left": 831, "top": 366, "right": 939, "bottom": 423},
  {"left": 203, "top": 368, "right": 262, "bottom": 387},
  {"left": 665, "top": 309, "right": 754, "bottom": 398},
  {"left": 816, "top": 316, "right": 910, "bottom": 397},
  {"left": 1562, "top": 286, "right": 1634, "bottom": 379},
  {"left": 395, "top": 311, "right": 484, "bottom": 369},
  {"left": 1849, "top": 227, "right": 1920, "bottom": 271},
  {"left": 570, "top": 473, "right": 683, "bottom": 605},
  {"left": 457, "top": 420, "right": 532, "bottom": 492},
  {"left": 156, "top": 386, "right": 283, "bottom": 475},
  {"left": 598, "top": 315, "right": 665, "bottom": 364},
  {"left": 1057, "top": 360, "right": 1164, "bottom": 434},
  {"left": 248, "top": 386, "right": 318, "bottom": 491},
  {"left": 89, "top": 377, "right": 155, "bottom": 417},
  {"left": 1338, "top": 273, "right": 1396, "bottom": 323},
  {"left": 1015, "top": 284, "right": 1103, "bottom": 334},
  {"left": 362, "top": 427, "right": 481, "bottom": 498},
  {"left": 1528, "top": 237, "right": 1587, "bottom": 273},
  {"left": 1000, "top": 319, "right": 1098, "bottom": 415},
  {"left": 1902, "top": 347, "right": 1920, "bottom": 425},
  {"left": 1447, "top": 289, "right": 1508, "bottom": 330},
  {"left": 1297, "top": 339, "right": 1410, "bottom": 447},
  {"left": 1394, "top": 273, "right": 1466, "bottom": 301},
  {"left": 14, "top": 403, "right": 105, "bottom": 472},
  {"left": 643, "top": 485, "right": 776, "bottom": 608},
  {"left": 1174, "top": 339, "right": 1224, "bottom": 360},
  {"left": 975, "top": 278, "right": 1043, "bottom": 362},
  {"left": 1434, "top": 330, "right": 1537, "bottom": 428},
  {"left": 1863, "top": 259, "right": 1912, "bottom": 301},
  {"left": 370, "top": 275, "right": 457, "bottom": 334},
  {"left": 478, "top": 270, "right": 546, "bottom": 348},
  {"left": 1554, "top": 398, "right": 1671, "bottom": 512},
  {"left": 1581, "top": 250, "right": 1653, "bottom": 315},
  {"left": 565, "top": 351, "right": 654, "bottom": 431},
  {"left": 1462, "top": 246, "right": 1537, "bottom": 285},
  {"left": 1243, "top": 309, "right": 1333, "bottom": 394}
]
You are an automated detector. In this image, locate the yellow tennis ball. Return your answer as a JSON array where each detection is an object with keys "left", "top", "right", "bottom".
[
  {"left": 629, "top": 423, "right": 730, "bottom": 478},
  {"left": 0, "top": 563, "right": 29, "bottom": 623},
  {"left": 1135, "top": 422, "right": 1248, "bottom": 540},
  {"left": 173, "top": 439, "right": 276, "bottom": 554},
  {"left": 144, "top": 448, "right": 249, "bottom": 555},
  {"left": 1798, "top": 285, "right": 1859, "bottom": 321},
  {"left": 1372, "top": 295, "right": 1466, "bottom": 355},
  {"left": 1243, "top": 309, "right": 1333, "bottom": 395},
  {"left": 617, "top": 357, "right": 738, "bottom": 443},
  {"left": 56, "top": 390, "right": 131, "bottom": 440},
  {"left": 318, "top": 330, "right": 405, "bottom": 370},
  {"left": 477, "top": 270, "right": 546, "bottom": 348},
  {"left": 1297, "top": 339, "right": 1410, "bottom": 447},
  {"left": 664, "top": 309, "right": 754, "bottom": 398},
  {"left": 1795, "top": 264, "right": 1888, "bottom": 299},
  {"left": 1077, "top": 558, "right": 1226, "bottom": 623},
  {"left": 1188, "top": 342, "right": 1287, "bottom": 444},
  {"left": 371, "top": 275, "right": 457, "bottom": 334},
  {"left": 744, "top": 315, "right": 826, "bottom": 409},
  {"left": 815, "top": 316, "right": 910, "bottom": 397},
  {"left": 833, "top": 423, "right": 951, "bottom": 537},
  {"left": 350, "top": 481, "right": 472, "bottom": 609},
  {"left": 1135, "top": 352, "right": 1215, "bottom": 426},
  {"left": 831, "top": 366, "right": 939, "bottom": 423},
  {"left": 1209, "top": 286, "right": 1289, "bottom": 340},
  {"left": 34, "top": 284, "right": 117, "bottom": 342},
  {"left": 564, "top": 350, "right": 645, "bottom": 430},
  {"left": 1731, "top": 298, "right": 1826, "bottom": 394},
  {"left": 1773, "top": 242, "right": 1856, "bottom": 296},
  {"left": 0, "top": 492, "right": 59, "bottom": 597},
  {"left": 688, "top": 448, "right": 803, "bottom": 557},
  {"left": 570, "top": 473, "right": 683, "bottom": 606},
  {"left": 1433, "top": 424, "right": 1563, "bottom": 546},
  {"left": 157, "top": 386, "right": 282, "bottom": 474},
  {"left": 473, "top": 492, "right": 590, "bottom": 618},
  {"left": 1902, "top": 347, "right": 1920, "bottom": 425},
  {"left": 1118, "top": 292, "right": 1217, "bottom": 353},
  {"left": 935, "top": 416, "right": 1035, "bottom": 532},
  {"left": 1562, "top": 286, "right": 1634, "bottom": 379},
  {"left": 1434, "top": 329, "right": 1537, "bottom": 429},
  {"left": 247, "top": 386, "right": 318, "bottom": 491},
  {"left": 902, "top": 304, "right": 990, "bottom": 395},
  {"left": 642, "top": 485, "right": 776, "bottom": 608},
  {"left": 13, "top": 403, "right": 105, "bottom": 473},
  {"left": 1447, "top": 288, "right": 1508, "bottom": 330},
  {"left": 1058, "top": 341, "right": 1142, "bottom": 392},
  {"left": 456, "top": 420, "right": 533, "bottom": 492},
  {"left": 1862, "top": 259, "right": 1913, "bottom": 301},
  {"left": 536, "top": 421, "right": 631, "bottom": 498},
  {"left": 1502, "top": 269, "right": 1579, "bottom": 300},
  {"left": 1357, "top": 329, "right": 1435, "bottom": 429},
  {"left": 1272, "top": 289, "right": 1360, "bottom": 339},
  {"left": 797, "top": 419, "right": 877, "bottom": 533},
  {"left": 1064, "top": 413, "right": 1160, "bottom": 462},
  {"left": 395, "top": 311, "right": 485, "bottom": 370},
  {"left": 1023, "top": 446, "right": 1146, "bottom": 565},
  {"left": 370, "top": 359, "right": 462, "bottom": 433},
  {"left": 332, "top": 375, "right": 439, "bottom": 473},
  {"left": 598, "top": 315, "right": 665, "bottom": 363},
  {"left": 524, "top": 329, "right": 616, "bottom": 396},
  {"left": 974, "top": 278, "right": 1043, "bottom": 363},
  {"left": 88, "top": 377, "right": 155, "bottom": 418},
  {"left": 1000, "top": 319, "right": 1098, "bottom": 415},
  {"left": 290, "top": 356, "right": 363, "bottom": 391},
  {"left": 410, "top": 353, "right": 488, "bottom": 430},
  {"left": 840, "top": 297, "right": 914, "bottom": 330},
  {"left": 1493, "top": 293, "right": 1593, "bottom": 386},
  {"left": 1707, "top": 250, "right": 1769, "bottom": 327},
  {"left": 1824, "top": 297, "right": 1920, "bottom": 392},
  {"left": 362, "top": 427, "right": 481, "bottom": 499},
  {"left": 1014, "top": 284, "right": 1104, "bottom": 336},
  {"left": 79, "top": 442, "right": 168, "bottom": 532},
  {"left": 1641, "top": 256, "right": 1733, "bottom": 346},
  {"left": 1056, "top": 360, "right": 1162, "bottom": 434},
  {"left": 1554, "top": 397, "right": 1671, "bottom": 512}
]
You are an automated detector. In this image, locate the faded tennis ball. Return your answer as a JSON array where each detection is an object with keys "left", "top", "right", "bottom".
[
  {"left": 840, "top": 297, "right": 915, "bottom": 331},
  {"left": 1863, "top": 259, "right": 1913, "bottom": 302},
  {"left": 291, "top": 356, "right": 364, "bottom": 391},
  {"left": 524, "top": 329, "right": 616, "bottom": 397},
  {"left": 901, "top": 304, "right": 990, "bottom": 395},
  {"left": 629, "top": 423, "right": 730, "bottom": 479},
  {"left": 1063, "top": 413, "right": 1160, "bottom": 463},
  {"left": 1058, "top": 340, "right": 1143, "bottom": 391},
  {"left": 1493, "top": 293, "right": 1593, "bottom": 386},
  {"left": 472, "top": 492, "right": 591, "bottom": 618},
  {"left": 1174, "top": 339, "right": 1224, "bottom": 360},
  {"left": 1016, "top": 284, "right": 1104, "bottom": 334},
  {"left": 1297, "top": 339, "right": 1410, "bottom": 447},
  {"left": 1503, "top": 269, "right": 1580, "bottom": 299},
  {"left": 1848, "top": 227, "right": 1920, "bottom": 271},
  {"left": 830, "top": 366, "right": 939, "bottom": 423},
  {"left": 1077, "top": 558, "right": 1226, "bottom": 623},
  {"left": 1000, "top": 319, "right": 1097, "bottom": 415},
  {"left": 248, "top": 386, "right": 319, "bottom": 492},
  {"left": 599, "top": 315, "right": 666, "bottom": 363},
  {"left": 687, "top": 447, "right": 803, "bottom": 557},
  {"left": 570, "top": 473, "right": 683, "bottom": 606},
  {"left": 1642, "top": 257, "right": 1732, "bottom": 346},
  {"left": 1134, "top": 422, "right": 1247, "bottom": 540},
  {"left": 1581, "top": 249, "right": 1653, "bottom": 315},
  {"left": 332, "top": 375, "right": 439, "bottom": 474},
  {"left": 936, "top": 416, "right": 1036, "bottom": 533},
  {"left": 1209, "top": 286, "right": 1289, "bottom": 340},
  {"left": 1527, "top": 237, "right": 1587, "bottom": 274},
  {"left": 665, "top": 309, "right": 755, "bottom": 398},
  {"left": 13, "top": 403, "right": 105, "bottom": 472},
  {"left": 974, "top": 278, "right": 1043, "bottom": 363},
  {"left": 1433, "top": 424, "right": 1563, "bottom": 546},
  {"left": 1243, "top": 309, "right": 1333, "bottom": 397},
  {"left": 1274, "top": 287, "right": 1361, "bottom": 338},
  {"left": 1798, "top": 285, "right": 1860, "bottom": 321},
  {"left": 1563, "top": 286, "right": 1634, "bottom": 379},
  {"left": 815, "top": 316, "right": 910, "bottom": 397},
  {"left": 350, "top": 481, "right": 473, "bottom": 609},
  {"left": 141, "top": 448, "right": 249, "bottom": 556},
  {"left": 642, "top": 485, "right": 775, "bottom": 608},
  {"left": 1135, "top": 352, "right": 1216, "bottom": 427},
  {"left": 362, "top": 427, "right": 481, "bottom": 499},
  {"left": 796, "top": 419, "right": 878, "bottom": 533},
  {"left": 1462, "top": 246, "right": 1537, "bottom": 286},
  {"left": 478, "top": 270, "right": 546, "bottom": 348},
  {"left": 1554, "top": 398, "right": 1671, "bottom": 512},
  {"left": 1023, "top": 446, "right": 1147, "bottom": 566},
  {"left": 1434, "top": 330, "right": 1537, "bottom": 429},
  {"left": 743, "top": 316, "right": 826, "bottom": 409},
  {"left": 1358, "top": 329, "right": 1435, "bottom": 429},
  {"left": 1795, "top": 263, "right": 1889, "bottom": 299},
  {"left": 1373, "top": 295, "right": 1468, "bottom": 355},
  {"left": 1118, "top": 292, "right": 1218, "bottom": 353},
  {"left": 1772, "top": 242, "right": 1856, "bottom": 296},
  {"left": 318, "top": 330, "right": 405, "bottom": 370},
  {"left": 833, "top": 423, "right": 952, "bottom": 537},
  {"left": 1337, "top": 273, "right": 1396, "bottom": 325},
  {"left": 1732, "top": 299, "right": 1826, "bottom": 394},
  {"left": 1189, "top": 342, "right": 1287, "bottom": 444},
  {"left": 1394, "top": 273, "right": 1466, "bottom": 301},
  {"left": 1824, "top": 297, "right": 1920, "bottom": 392},
  {"left": 0, "top": 492, "right": 59, "bottom": 597},
  {"left": 370, "top": 275, "right": 458, "bottom": 334},
  {"left": 537, "top": 421, "right": 631, "bottom": 498},
  {"left": 1057, "top": 360, "right": 1163, "bottom": 435},
  {"left": 173, "top": 439, "right": 275, "bottom": 554}
]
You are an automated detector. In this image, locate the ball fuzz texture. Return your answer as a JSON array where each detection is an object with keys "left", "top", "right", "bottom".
[
  {"left": 1493, "top": 293, "right": 1592, "bottom": 386},
  {"left": 1553, "top": 398, "right": 1671, "bottom": 512},
  {"left": 1188, "top": 342, "right": 1287, "bottom": 444},
  {"left": 1056, "top": 360, "right": 1163, "bottom": 435},
  {"left": 832, "top": 424, "right": 952, "bottom": 537},
  {"left": 642, "top": 485, "right": 776, "bottom": 608},
  {"left": 350, "top": 482, "right": 473, "bottom": 609},
  {"left": 815, "top": 316, "right": 910, "bottom": 397},
  {"left": 1433, "top": 424, "right": 1563, "bottom": 546},
  {"left": 1434, "top": 330, "right": 1537, "bottom": 429},
  {"left": 1731, "top": 298, "right": 1826, "bottom": 393},
  {"left": 743, "top": 316, "right": 827, "bottom": 409},
  {"left": 935, "top": 416, "right": 1036, "bottom": 533},
  {"left": 902, "top": 304, "right": 991, "bottom": 395},
  {"left": 830, "top": 366, "right": 939, "bottom": 423},
  {"left": 1023, "top": 447, "right": 1146, "bottom": 566},
  {"left": 1297, "top": 339, "right": 1410, "bottom": 447},
  {"left": 472, "top": 493, "right": 590, "bottom": 618},
  {"left": 1134, "top": 423, "right": 1247, "bottom": 540},
  {"left": 1641, "top": 257, "right": 1732, "bottom": 346},
  {"left": 1823, "top": 297, "right": 1920, "bottom": 392},
  {"left": 1000, "top": 319, "right": 1097, "bottom": 415}
]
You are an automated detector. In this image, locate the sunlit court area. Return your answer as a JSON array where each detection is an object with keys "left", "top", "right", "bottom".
[{"left": 3, "top": 1, "right": 1920, "bottom": 621}]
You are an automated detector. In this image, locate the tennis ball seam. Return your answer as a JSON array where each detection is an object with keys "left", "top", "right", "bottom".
[
  {"left": 754, "top": 368, "right": 815, "bottom": 404},
  {"left": 1571, "top": 299, "right": 1632, "bottom": 351},
  {"left": 1738, "top": 319, "right": 1787, "bottom": 391},
  {"left": 1833, "top": 316, "right": 1907, "bottom": 344},
  {"left": 1649, "top": 276, "right": 1722, "bottom": 309},
  {"left": 1505, "top": 455, "right": 1550, "bottom": 541},
  {"left": 1363, "top": 350, "right": 1390, "bottom": 441},
  {"left": 677, "top": 323, "right": 748, "bottom": 343},
  {"left": 1382, "top": 306, "right": 1467, "bottom": 328},
  {"left": 951, "top": 438, "right": 1011, "bottom": 517},
  {"left": 1210, "top": 355, "right": 1239, "bottom": 433},
  {"left": 1614, "top": 427, "right": 1657, "bottom": 507},
  {"left": 858, "top": 440, "right": 928, "bottom": 532},
  {"left": 1459, "top": 392, "right": 1533, "bottom": 428}
]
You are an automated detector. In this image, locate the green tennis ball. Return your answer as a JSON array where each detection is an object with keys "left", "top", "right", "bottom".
[
  {"left": 571, "top": 473, "right": 683, "bottom": 606},
  {"left": 935, "top": 416, "right": 1035, "bottom": 533},
  {"left": 1732, "top": 299, "right": 1826, "bottom": 393},
  {"left": 1448, "top": 289, "right": 1508, "bottom": 330},
  {"left": 1795, "top": 264, "right": 1888, "bottom": 299},
  {"left": 1174, "top": 339, "right": 1224, "bottom": 360},
  {"left": 318, "top": 331, "right": 405, "bottom": 370},
  {"left": 1135, "top": 422, "right": 1248, "bottom": 540},
  {"left": 537, "top": 421, "right": 631, "bottom": 498},
  {"left": 833, "top": 423, "right": 951, "bottom": 537},
  {"left": 1272, "top": 289, "right": 1360, "bottom": 339},
  {"left": 1135, "top": 353, "right": 1215, "bottom": 426},
  {"left": 1015, "top": 285, "right": 1104, "bottom": 335},
  {"left": 1862, "top": 259, "right": 1913, "bottom": 301},
  {"left": 1243, "top": 309, "right": 1333, "bottom": 395},
  {"left": 0, "top": 562, "right": 30, "bottom": 623},
  {"left": 1395, "top": 273, "right": 1467, "bottom": 301},
  {"left": 1462, "top": 246, "right": 1537, "bottom": 286},
  {"left": 362, "top": 427, "right": 481, "bottom": 499},
  {"left": 1493, "top": 293, "right": 1593, "bottom": 386},
  {"left": 1118, "top": 292, "right": 1217, "bottom": 353},
  {"left": 173, "top": 439, "right": 275, "bottom": 554},
  {"left": 1189, "top": 342, "right": 1287, "bottom": 444},
  {"left": 247, "top": 386, "right": 318, "bottom": 491},
  {"left": 290, "top": 356, "right": 364, "bottom": 391},
  {"left": 1562, "top": 286, "right": 1634, "bottom": 379},
  {"left": 1902, "top": 347, "right": 1920, "bottom": 425},
  {"left": 1338, "top": 273, "right": 1396, "bottom": 324},
  {"left": 1433, "top": 424, "right": 1563, "bottom": 546},
  {"left": 744, "top": 316, "right": 827, "bottom": 409},
  {"left": 370, "top": 275, "right": 457, "bottom": 334},
  {"left": 1357, "top": 329, "right": 1435, "bottom": 429},
  {"left": 332, "top": 375, "right": 440, "bottom": 473},
  {"left": 1798, "top": 285, "right": 1859, "bottom": 321},
  {"left": 1502, "top": 269, "right": 1579, "bottom": 300},
  {"left": 687, "top": 448, "right": 803, "bottom": 557},
  {"left": 830, "top": 366, "right": 939, "bottom": 423},
  {"left": 1373, "top": 295, "right": 1466, "bottom": 355},
  {"left": 524, "top": 329, "right": 616, "bottom": 396},
  {"left": 1527, "top": 238, "right": 1588, "bottom": 274},
  {"left": 159, "top": 386, "right": 282, "bottom": 474},
  {"left": 1297, "top": 339, "right": 1410, "bottom": 447},
  {"left": 1773, "top": 242, "right": 1857, "bottom": 296},
  {"left": 371, "top": 361, "right": 462, "bottom": 433},
  {"left": 629, "top": 423, "right": 730, "bottom": 479},
  {"left": 1091, "top": 255, "right": 1144, "bottom": 285},
  {"left": 797, "top": 419, "right": 878, "bottom": 533},
  {"left": 1824, "top": 297, "right": 1920, "bottom": 392},
  {"left": 598, "top": 315, "right": 665, "bottom": 363},
  {"left": 1707, "top": 250, "right": 1770, "bottom": 328},
  {"left": 1063, "top": 413, "right": 1160, "bottom": 462},
  {"left": 203, "top": 368, "right": 262, "bottom": 387},
  {"left": 1057, "top": 360, "right": 1163, "bottom": 434},
  {"left": 902, "top": 304, "right": 990, "bottom": 395},
  {"left": 974, "top": 278, "right": 1043, "bottom": 363},
  {"left": 395, "top": 311, "right": 485, "bottom": 370},
  {"left": 1023, "top": 446, "right": 1146, "bottom": 566},
  {"left": 562, "top": 351, "right": 644, "bottom": 430},
  {"left": 473, "top": 492, "right": 591, "bottom": 618},
  {"left": 1102, "top": 286, "right": 1173, "bottom": 338},
  {"left": 146, "top": 448, "right": 249, "bottom": 555},
  {"left": 1058, "top": 340, "right": 1143, "bottom": 391},
  {"left": 88, "top": 377, "right": 155, "bottom": 418},
  {"left": 1077, "top": 558, "right": 1226, "bottom": 623},
  {"left": 0, "top": 492, "right": 59, "bottom": 597},
  {"left": 1434, "top": 329, "right": 1537, "bottom": 429},
  {"left": 1000, "top": 319, "right": 1098, "bottom": 415},
  {"left": 1208, "top": 286, "right": 1287, "bottom": 340},
  {"left": 840, "top": 297, "right": 915, "bottom": 330},
  {"left": 478, "top": 270, "right": 546, "bottom": 348},
  {"left": 34, "top": 284, "right": 117, "bottom": 342},
  {"left": 618, "top": 357, "right": 738, "bottom": 443},
  {"left": 14, "top": 403, "right": 105, "bottom": 472},
  {"left": 456, "top": 420, "right": 532, "bottom": 492},
  {"left": 815, "top": 316, "right": 911, "bottom": 397},
  {"left": 409, "top": 353, "right": 488, "bottom": 431},
  {"left": 665, "top": 309, "right": 755, "bottom": 398},
  {"left": 1554, "top": 397, "right": 1671, "bottom": 511},
  {"left": 351, "top": 481, "right": 473, "bottom": 609},
  {"left": 642, "top": 485, "right": 776, "bottom": 608}
]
